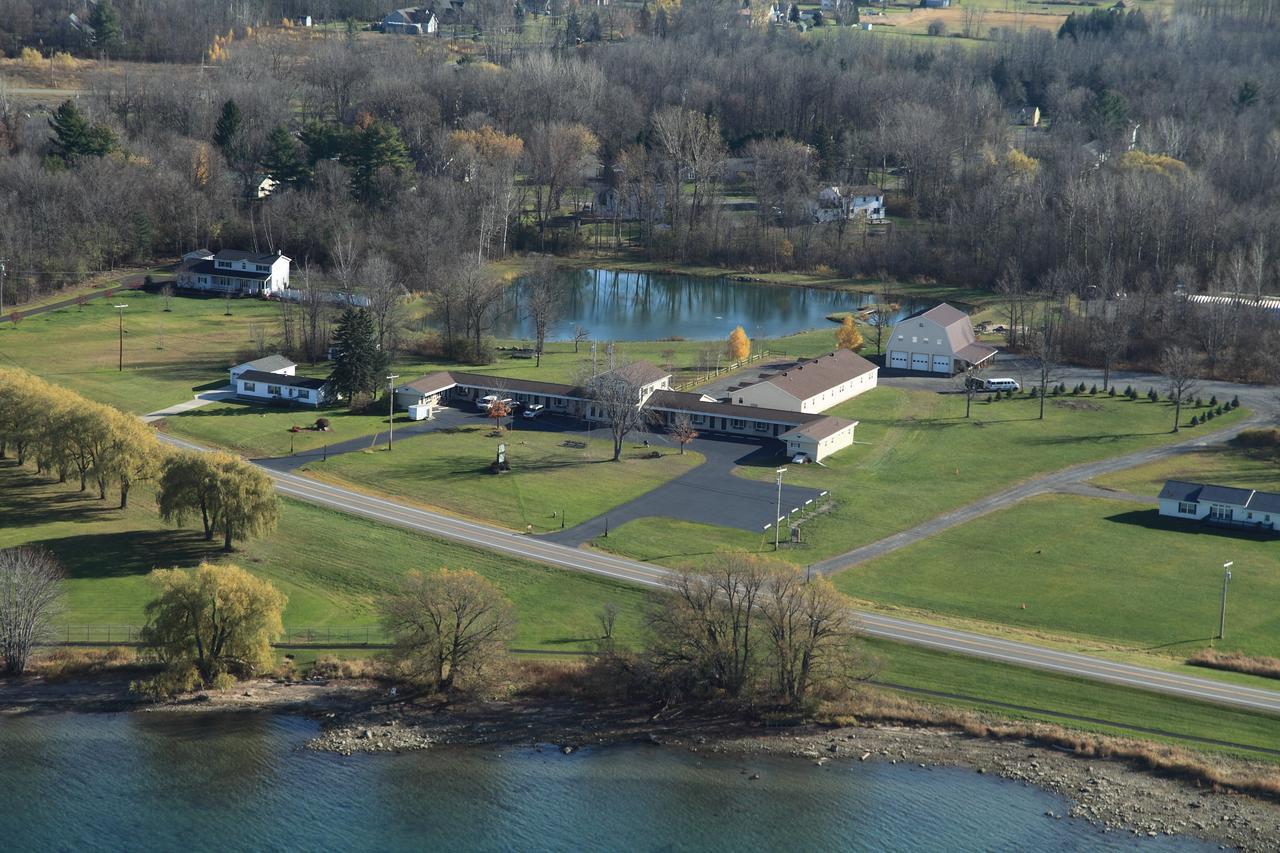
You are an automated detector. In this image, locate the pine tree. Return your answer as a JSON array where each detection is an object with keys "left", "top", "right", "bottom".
[
  {"left": 49, "top": 100, "right": 115, "bottom": 163},
  {"left": 328, "top": 308, "right": 388, "bottom": 408},
  {"left": 346, "top": 118, "right": 409, "bottom": 204},
  {"left": 89, "top": 0, "right": 123, "bottom": 57},
  {"left": 212, "top": 99, "right": 243, "bottom": 152},
  {"left": 565, "top": 10, "right": 582, "bottom": 43},
  {"left": 638, "top": 1, "right": 652, "bottom": 33},
  {"left": 262, "top": 125, "right": 309, "bottom": 188},
  {"left": 850, "top": 4, "right": 860, "bottom": 24}
]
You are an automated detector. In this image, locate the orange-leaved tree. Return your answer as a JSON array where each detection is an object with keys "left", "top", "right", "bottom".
[
  {"left": 726, "top": 326, "right": 751, "bottom": 361},
  {"left": 835, "top": 316, "right": 864, "bottom": 351}
]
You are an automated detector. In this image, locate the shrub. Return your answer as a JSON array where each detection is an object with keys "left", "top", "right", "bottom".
[
  {"left": 1189, "top": 649, "right": 1280, "bottom": 680},
  {"left": 1108, "top": 386, "right": 1117, "bottom": 397},
  {"left": 927, "top": 18, "right": 946, "bottom": 35},
  {"left": 1003, "top": 389, "right": 1012, "bottom": 399},
  {"left": 51, "top": 51, "right": 76, "bottom": 71},
  {"left": 1209, "top": 395, "right": 1218, "bottom": 406},
  {"left": 20, "top": 46, "right": 42, "bottom": 66},
  {"left": 1147, "top": 387, "right": 1159, "bottom": 403},
  {"left": 1216, "top": 404, "right": 1224, "bottom": 416},
  {"left": 1123, "top": 385, "right": 1133, "bottom": 398},
  {"left": 1206, "top": 409, "right": 1215, "bottom": 420},
  {"left": 1236, "top": 428, "right": 1280, "bottom": 447},
  {"left": 1090, "top": 384, "right": 1097, "bottom": 395},
  {"left": 1231, "top": 395, "right": 1240, "bottom": 409},
  {"left": 1189, "top": 415, "right": 1199, "bottom": 427},
  {"left": 131, "top": 662, "right": 203, "bottom": 700},
  {"left": 210, "top": 672, "right": 237, "bottom": 691},
  {"left": 315, "top": 417, "right": 331, "bottom": 430}
]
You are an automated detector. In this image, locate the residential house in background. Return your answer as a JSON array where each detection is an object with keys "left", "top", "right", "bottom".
[
  {"left": 729, "top": 349, "right": 879, "bottom": 414},
  {"left": 885, "top": 303, "right": 997, "bottom": 374},
  {"left": 810, "top": 185, "right": 885, "bottom": 223},
  {"left": 1158, "top": 480, "right": 1280, "bottom": 533},
  {"left": 229, "top": 355, "right": 296, "bottom": 384},
  {"left": 381, "top": 6, "right": 438, "bottom": 33},
  {"left": 176, "top": 249, "right": 291, "bottom": 296}
]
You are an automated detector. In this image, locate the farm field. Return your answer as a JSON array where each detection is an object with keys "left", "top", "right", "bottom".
[
  {"left": 834, "top": 493, "right": 1280, "bottom": 659},
  {"left": 301, "top": 423, "right": 704, "bottom": 533},
  {"left": 596, "top": 387, "right": 1247, "bottom": 566},
  {"left": 0, "top": 461, "right": 647, "bottom": 651}
]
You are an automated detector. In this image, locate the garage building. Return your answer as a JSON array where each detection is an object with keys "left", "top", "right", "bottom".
[{"left": 886, "top": 303, "right": 996, "bottom": 375}]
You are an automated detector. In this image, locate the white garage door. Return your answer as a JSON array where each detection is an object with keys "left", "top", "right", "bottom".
[
  {"left": 911, "top": 353, "right": 930, "bottom": 371},
  {"left": 888, "top": 350, "right": 909, "bottom": 369},
  {"left": 931, "top": 355, "right": 952, "bottom": 373}
]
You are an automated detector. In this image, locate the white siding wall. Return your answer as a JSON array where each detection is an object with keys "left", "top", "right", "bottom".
[{"left": 235, "top": 378, "right": 323, "bottom": 407}]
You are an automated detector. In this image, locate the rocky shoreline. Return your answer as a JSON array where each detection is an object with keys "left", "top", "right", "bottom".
[
  {"left": 5, "top": 673, "right": 1277, "bottom": 850},
  {"left": 308, "top": 696, "right": 1280, "bottom": 852}
]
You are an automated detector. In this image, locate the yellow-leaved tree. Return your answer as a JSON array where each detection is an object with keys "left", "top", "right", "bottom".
[
  {"left": 835, "top": 316, "right": 864, "bottom": 352},
  {"left": 726, "top": 326, "right": 751, "bottom": 362},
  {"left": 140, "top": 562, "right": 286, "bottom": 683}
]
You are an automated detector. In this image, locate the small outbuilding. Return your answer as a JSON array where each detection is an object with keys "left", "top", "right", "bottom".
[{"left": 781, "top": 416, "right": 858, "bottom": 463}]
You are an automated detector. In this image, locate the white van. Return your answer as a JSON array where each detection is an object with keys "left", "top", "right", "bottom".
[{"left": 984, "top": 377, "right": 1020, "bottom": 392}]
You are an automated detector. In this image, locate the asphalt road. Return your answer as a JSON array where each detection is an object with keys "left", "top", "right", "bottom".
[{"left": 155, "top": 428, "right": 1280, "bottom": 716}]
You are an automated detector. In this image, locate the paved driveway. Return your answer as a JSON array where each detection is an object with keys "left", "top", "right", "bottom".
[{"left": 543, "top": 431, "right": 826, "bottom": 546}]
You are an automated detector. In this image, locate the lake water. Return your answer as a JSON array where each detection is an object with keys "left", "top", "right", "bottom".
[
  {"left": 493, "top": 269, "right": 930, "bottom": 342},
  {"left": 0, "top": 712, "right": 1212, "bottom": 852}
]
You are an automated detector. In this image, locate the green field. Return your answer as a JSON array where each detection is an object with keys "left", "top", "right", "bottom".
[
  {"left": 302, "top": 424, "right": 703, "bottom": 533},
  {"left": 1093, "top": 442, "right": 1280, "bottom": 496},
  {"left": 0, "top": 461, "right": 647, "bottom": 651},
  {"left": 598, "top": 387, "right": 1246, "bottom": 566},
  {"left": 836, "top": 493, "right": 1280, "bottom": 659}
]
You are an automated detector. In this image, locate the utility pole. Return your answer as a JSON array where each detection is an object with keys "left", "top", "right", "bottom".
[
  {"left": 114, "top": 304, "right": 128, "bottom": 371},
  {"left": 0, "top": 258, "right": 7, "bottom": 316},
  {"left": 1218, "top": 561, "right": 1234, "bottom": 640},
  {"left": 386, "top": 374, "right": 400, "bottom": 451},
  {"left": 774, "top": 466, "right": 787, "bottom": 551}
]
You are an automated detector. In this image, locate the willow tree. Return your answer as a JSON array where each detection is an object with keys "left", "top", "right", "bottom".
[{"left": 141, "top": 563, "right": 286, "bottom": 679}]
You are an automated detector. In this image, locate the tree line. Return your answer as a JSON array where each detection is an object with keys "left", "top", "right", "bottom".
[{"left": 0, "top": 368, "right": 279, "bottom": 548}]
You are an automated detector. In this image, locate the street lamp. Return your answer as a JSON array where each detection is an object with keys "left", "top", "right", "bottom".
[
  {"left": 1218, "top": 561, "right": 1234, "bottom": 640},
  {"left": 774, "top": 466, "right": 788, "bottom": 551},
  {"left": 386, "top": 374, "right": 400, "bottom": 451},
  {"left": 113, "top": 304, "right": 128, "bottom": 371}
]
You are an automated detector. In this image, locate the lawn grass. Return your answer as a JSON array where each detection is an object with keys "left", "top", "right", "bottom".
[
  {"left": 836, "top": 493, "right": 1280, "bottom": 659},
  {"left": 0, "top": 460, "right": 647, "bottom": 651},
  {"left": 301, "top": 424, "right": 704, "bottom": 533},
  {"left": 597, "top": 387, "right": 1246, "bottom": 566},
  {"left": 868, "top": 638, "right": 1280, "bottom": 760},
  {"left": 1092, "top": 442, "right": 1280, "bottom": 496}
]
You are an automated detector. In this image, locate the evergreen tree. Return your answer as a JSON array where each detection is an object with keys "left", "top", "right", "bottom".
[
  {"left": 789, "top": 3, "right": 800, "bottom": 23},
  {"left": 347, "top": 118, "right": 409, "bottom": 204},
  {"left": 850, "top": 4, "right": 859, "bottom": 24},
  {"left": 586, "top": 10, "right": 603, "bottom": 41},
  {"left": 212, "top": 99, "right": 243, "bottom": 153},
  {"left": 328, "top": 308, "right": 388, "bottom": 407},
  {"left": 300, "top": 120, "right": 351, "bottom": 165},
  {"left": 48, "top": 100, "right": 115, "bottom": 163},
  {"left": 262, "top": 125, "right": 309, "bottom": 188},
  {"left": 565, "top": 10, "right": 582, "bottom": 43},
  {"left": 89, "top": 0, "right": 123, "bottom": 56},
  {"left": 638, "top": 1, "right": 652, "bottom": 33},
  {"left": 654, "top": 5, "right": 668, "bottom": 37}
]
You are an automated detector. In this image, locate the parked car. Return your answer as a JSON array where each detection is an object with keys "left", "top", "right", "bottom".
[
  {"left": 523, "top": 404, "right": 546, "bottom": 419},
  {"left": 477, "top": 395, "right": 515, "bottom": 412}
]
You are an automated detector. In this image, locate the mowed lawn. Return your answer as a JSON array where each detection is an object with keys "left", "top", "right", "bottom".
[
  {"left": 0, "top": 461, "right": 647, "bottom": 651},
  {"left": 1092, "top": 441, "right": 1280, "bottom": 496},
  {"left": 834, "top": 494, "right": 1280, "bottom": 659},
  {"left": 598, "top": 387, "right": 1246, "bottom": 566},
  {"left": 302, "top": 424, "right": 704, "bottom": 533}
]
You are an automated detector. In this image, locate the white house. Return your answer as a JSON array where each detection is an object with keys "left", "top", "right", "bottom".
[
  {"left": 229, "top": 354, "right": 296, "bottom": 383},
  {"left": 234, "top": 369, "right": 334, "bottom": 408},
  {"left": 730, "top": 349, "right": 878, "bottom": 414},
  {"left": 811, "top": 185, "right": 885, "bottom": 224},
  {"left": 177, "top": 249, "right": 291, "bottom": 296},
  {"left": 781, "top": 415, "right": 858, "bottom": 463},
  {"left": 382, "top": 6, "right": 438, "bottom": 33},
  {"left": 1158, "top": 480, "right": 1280, "bottom": 533},
  {"left": 886, "top": 303, "right": 997, "bottom": 375}
]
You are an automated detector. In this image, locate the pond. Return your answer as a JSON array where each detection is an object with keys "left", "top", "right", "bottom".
[
  {"left": 0, "top": 712, "right": 1213, "bottom": 853},
  {"left": 492, "top": 268, "right": 935, "bottom": 342}
]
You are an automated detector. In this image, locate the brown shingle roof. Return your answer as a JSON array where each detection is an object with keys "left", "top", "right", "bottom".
[
  {"left": 601, "top": 360, "right": 670, "bottom": 387},
  {"left": 751, "top": 349, "right": 878, "bottom": 402},
  {"left": 780, "top": 415, "right": 858, "bottom": 441},
  {"left": 647, "top": 391, "right": 815, "bottom": 425}
]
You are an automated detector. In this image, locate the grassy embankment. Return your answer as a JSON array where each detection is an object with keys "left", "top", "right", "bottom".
[
  {"left": 598, "top": 386, "right": 1246, "bottom": 564},
  {"left": 0, "top": 461, "right": 646, "bottom": 652},
  {"left": 301, "top": 424, "right": 703, "bottom": 533}
]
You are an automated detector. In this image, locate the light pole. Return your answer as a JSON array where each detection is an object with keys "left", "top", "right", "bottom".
[
  {"left": 113, "top": 304, "right": 128, "bottom": 371},
  {"left": 1218, "top": 561, "right": 1234, "bottom": 640},
  {"left": 386, "top": 374, "right": 400, "bottom": 451},
  {"left": 774, "top": 466, "right": 787, "bottom": 551},
  {"left": 0, "top": 258, "right": 7, "bottom": 315}
]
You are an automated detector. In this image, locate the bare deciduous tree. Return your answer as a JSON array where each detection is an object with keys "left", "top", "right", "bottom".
[
  {"left": 1160, "top": 345, "right": 1202, "bottom": 432},
  {"left": 0, "top": 547, "right": 64, "bottom": 676},
  {"left": 597, "top": 602, "right": 620, "bottom": 641},
  {"left": 1025, "top": 294, "right": 1064, "bottom": 420},
  {"left": 523, "top": 258, "right": 562, "bottom": 367},
  {"left": 380, "top": 569, "right": 516, "bottom": 692},
  {"left": 760, "top": 567, "right": 867, "bottom": 707},
  {"left": 587, "top": 361, "right": 656, "bottom": 461},
  {"left": 361, "top": 252, "right": 408, "bottom": 353},
  {"left": 670, "top": 412, "right": 699, "bottom": 455}
]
